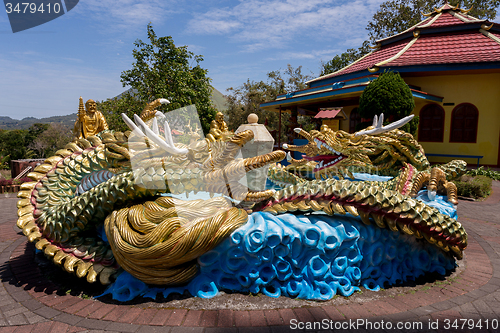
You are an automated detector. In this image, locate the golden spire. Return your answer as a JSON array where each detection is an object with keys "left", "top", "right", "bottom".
[{"left": 78, "top": 96, "right": 85, "bottom": 122}]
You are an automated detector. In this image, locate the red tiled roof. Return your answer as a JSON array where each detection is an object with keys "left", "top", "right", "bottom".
[
  {"left": 311, "top": 6, "right": 500, "bottom": 82},
  {"left": 423, "top": 11, "right": 467, "bottom": 28},
  {"left": 385, "top": 31, "right": 500, "bottom": 67},
  {"left": 327, "top": 38, "right": 411, "bottom": 77}
]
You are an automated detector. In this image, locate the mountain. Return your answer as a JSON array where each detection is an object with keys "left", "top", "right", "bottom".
[{"left": 0, "top": 114, "right": 76, "bottom": 130}]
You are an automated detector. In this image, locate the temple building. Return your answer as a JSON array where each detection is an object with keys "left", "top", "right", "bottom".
[{"left": 261, "top": 2, "right": 500, "bottom": 167}]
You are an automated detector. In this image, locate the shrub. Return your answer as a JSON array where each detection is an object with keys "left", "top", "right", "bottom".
[
  {"left": 455, "top": 175, "right": 492, "bottom": 199},
  {"left": 358, "top": 71, "right": 415, "bottom": 121},
  {"left": 466, "top": 166, "right": 500, "bottom": 181}
]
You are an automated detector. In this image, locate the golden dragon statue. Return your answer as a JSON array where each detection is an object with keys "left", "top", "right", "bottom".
[
  {"left": 16, "top": 102, "right": 468, "bottom": 300},
  {"left": 269, "top": 114, "right": 465, "bottom": 206}
]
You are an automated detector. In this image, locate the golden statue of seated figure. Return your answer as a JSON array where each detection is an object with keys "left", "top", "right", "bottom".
[
  {"left": 207, "top": 112, "right": 233, "bottom": 142},
  {"left": 73, "top": 97, "right": 109, "bottom": 139}
]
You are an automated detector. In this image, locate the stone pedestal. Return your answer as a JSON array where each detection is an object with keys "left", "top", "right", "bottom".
[{"left": 235, "top": 114, "right": 274, "bottom": 191}]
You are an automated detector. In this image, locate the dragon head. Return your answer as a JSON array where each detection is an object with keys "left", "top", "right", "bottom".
[{"left": 283, "top": 114, "right": 429, "bottom": 179}]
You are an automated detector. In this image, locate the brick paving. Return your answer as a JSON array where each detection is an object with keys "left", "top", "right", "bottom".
[{"left": 0, "top": 182, "right": 499, "bottom": 332}]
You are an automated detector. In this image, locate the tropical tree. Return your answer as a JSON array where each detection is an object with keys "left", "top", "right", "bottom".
[
  {"left": 120, "top": 24, "right": 217, "bottom": 134},
  {"left": 97, "top": 92, "right": 144, "bottom": 132},
  {"left": 226, "top": 65, "right": 313, "bottom": 140},
  {"left": 367, "top": 0, "right": 500, "bottom": 41},
  {"left": 0, "top": 129, "right": 31, "bottom": 162},
  {"left": 29, "top": 123, "right": 73, "bottom": 158}
]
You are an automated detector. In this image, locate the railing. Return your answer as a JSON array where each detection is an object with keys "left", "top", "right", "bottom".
[{"left": 425, "top": 153, "right": 483, "bottom": 168}]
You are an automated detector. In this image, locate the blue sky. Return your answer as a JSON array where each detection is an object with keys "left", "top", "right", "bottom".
[{"left": 0, "top": 0, "right": 497, "bottom": 120}]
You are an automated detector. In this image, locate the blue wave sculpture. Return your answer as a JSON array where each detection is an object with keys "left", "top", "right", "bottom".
[{"left": 102, "top": 192, "right": 457, "bottom": 302}]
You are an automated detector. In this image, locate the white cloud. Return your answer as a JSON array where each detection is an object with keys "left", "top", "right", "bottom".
[
  {"left": 187, "top": 0, "right": 385, "bottom": 51},
  {"left": 72, "top": 0, "right": 179, "bottom": 31}
]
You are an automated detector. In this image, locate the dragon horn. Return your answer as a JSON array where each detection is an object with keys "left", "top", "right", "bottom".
[
  {"left": 121, "top": 113, "right": 145, "bottom": 137},
  {"left": 133, "top": 114, "right": 188, "bottom": 155},
  {"left": 294, "top": 128, "right": 313, "bottom": 141},
  {"left": 163, "top": 119, "right": 175, "bottom": 147},
  {"left": 282, "top": 143, "right": 308, "bottom": 151},
  {"left": 152, "top": 117, "right": 159, "bottom": 136},
  {"left": 355, "top": 114, "right": 414, "bottom": 137}
]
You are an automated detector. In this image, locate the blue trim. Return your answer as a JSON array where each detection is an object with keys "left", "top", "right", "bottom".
[
  {"left": 411, "top": 91, "right": 443, "bottom": 102},
  {"left": 262, "top": 85, "right": 367, "bottom": 108},
  {"left": 261, "top": 84, "right": 441, "bottom": 108},
  {"left": 277, "top": 77, "right": 376, "bottom": 99}
]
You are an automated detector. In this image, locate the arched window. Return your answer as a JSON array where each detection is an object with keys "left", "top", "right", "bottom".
[
  {"left": 418, "top": 104, "right": 445, "bottom": 142},
  {"left": 349, "top": 108, "right": 361, "bottom": 133},
  {"left": 450, "top": 103, "right": 478, "bottom": 143}
]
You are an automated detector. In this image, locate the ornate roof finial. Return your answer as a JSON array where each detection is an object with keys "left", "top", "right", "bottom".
[{"left": 78, "top": 96, "right": 85, "bottom": 114}]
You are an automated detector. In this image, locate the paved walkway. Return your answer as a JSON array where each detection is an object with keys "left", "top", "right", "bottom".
[{"left": 0, "top": 183, "right": 499, "bottom": 333}]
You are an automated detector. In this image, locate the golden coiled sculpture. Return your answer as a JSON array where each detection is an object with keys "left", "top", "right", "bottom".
[{"left": 104, "top": 196, "right": 248, "bottom": 285}]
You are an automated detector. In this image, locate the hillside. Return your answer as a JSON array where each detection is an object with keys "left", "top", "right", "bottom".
[{"left": 0, "top": 114, "right": 76, "bottom": 130}]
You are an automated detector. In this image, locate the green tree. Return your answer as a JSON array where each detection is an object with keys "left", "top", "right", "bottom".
[
  {"left": 25, "top": 123, "right": 49, "bottom": 144},
  {"left": 0, "top": 129, "right": 32, "bottom": 162},
  {"left": 358, "top": 71, "right": 417, "bottom": 134},
  {"left": 97, "top": 92, "right": 144, "bottom": 132},
  {"left": 226, "top": 65, "right": 313, "bottom": 140},
  {"left": 29, "top": 123, "right": 73, "bottom": 158},
  {"left": 120, "top": 24, "right": 217, "bottom": 134},
  {"left": 367, "top": 0, "right": 500, "bottom": 41}
]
